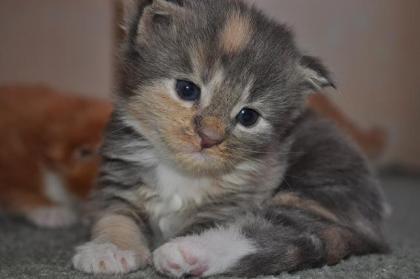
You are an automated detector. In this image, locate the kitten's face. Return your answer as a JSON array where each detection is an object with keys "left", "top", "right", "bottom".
[{"left": 120, "top": 0, "right": 332, "bottom": 175}]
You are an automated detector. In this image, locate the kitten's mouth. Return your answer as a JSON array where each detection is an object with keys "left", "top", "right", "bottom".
[
  {"left": 170, "top": 136, "right": 230, "bottom": 174},
  {"left": 186, "top": 145, "right": 211, "bottom": 157},
  {"left": 172, "top": 132, "right": 221, "bottom": 163},
  {"left": 180, "top": 143, "right": 214, "bottom": 161}
]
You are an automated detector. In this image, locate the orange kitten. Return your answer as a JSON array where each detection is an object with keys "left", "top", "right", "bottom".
[{"left": 0, "top": 85, "right": 112, "bottom": 228}]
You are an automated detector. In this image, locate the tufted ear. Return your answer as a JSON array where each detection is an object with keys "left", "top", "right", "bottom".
[
  {"left": 299, "top": 56, "right": 336, "bottom": 92},
  {"left": 119, "top": 0, "right": 185, "bottom": 42},
  {"left": 118, "top": 0, "right": 150, "bottom": 36}
]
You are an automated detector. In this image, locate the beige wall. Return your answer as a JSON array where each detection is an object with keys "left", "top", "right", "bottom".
[
  {"left": 1, "top": 0, "right": 419, "bottom": 168},
  {"left": 0, "top": 0, "right": 114, "bottom": 98},
  {"left": 248, "top": 0, "right": 420, "bottom": 168}
]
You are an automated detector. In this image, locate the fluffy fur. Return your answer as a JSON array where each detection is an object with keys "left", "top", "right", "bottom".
[
  {"left": 0, "top": 85, "right": 112, "bottom": 227},
  {"left": 73, "top": 0, "right": 388, "bottom": 277}
]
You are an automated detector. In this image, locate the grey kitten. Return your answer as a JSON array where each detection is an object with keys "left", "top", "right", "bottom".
[{"left": 72, "top": 0, "right": 388, "bottom": 277}]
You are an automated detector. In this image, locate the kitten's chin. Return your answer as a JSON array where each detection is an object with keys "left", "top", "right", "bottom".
[
  {"left": 188, "top": 151, "right": 218, "bottom": 165},
  {"left": 173, "top": 150, "right": 232, "bottom": 176}
]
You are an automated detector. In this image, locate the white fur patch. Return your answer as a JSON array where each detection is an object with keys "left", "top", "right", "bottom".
[
  {"left": 72, "top": 242, "right": 140, "bottom": 274},
  {"left": 116, "top": 161, "right": 217, "bottom": 241},
  {"left": 155, "top": 163, "right": 212, "bottom": 205},
  {"left": 153, "top": 226, "right": 256, "bottom": 277},
  {"left": 26, "top": 206, "right": 77, "bottom": 228},
  {"left": 150, "top": 163, "right": 213, "bottom": 239},
  {"left": 43, "top": 168, "right": 73, "bottom": 206}
]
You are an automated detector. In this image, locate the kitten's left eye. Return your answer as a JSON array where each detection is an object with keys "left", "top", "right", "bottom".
[
  {"left": 176, "top": 80, "right": 201, "bottom": 102},
  {"left": 236, "top": 108, "right": 260, "bottom": 127}
]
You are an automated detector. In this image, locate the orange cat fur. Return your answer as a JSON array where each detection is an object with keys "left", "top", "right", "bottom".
[{"left": 0, "top": 85, "right": 112, "bottom": 228}]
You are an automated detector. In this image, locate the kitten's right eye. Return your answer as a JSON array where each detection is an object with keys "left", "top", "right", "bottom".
[
  {"left": 236, "top": 108, "right": 260, "bottom": 128},
  {"left": 176, "top": 80, "right": 201, "bottom": 102}
]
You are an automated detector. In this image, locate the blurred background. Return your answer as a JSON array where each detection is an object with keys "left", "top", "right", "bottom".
[{"left": 0, "top": 0, "right": 419, "bottom": 170}]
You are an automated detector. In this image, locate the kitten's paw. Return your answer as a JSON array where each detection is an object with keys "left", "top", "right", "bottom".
[
  {"left": 153, "top": 239, "right": 209, "bottom": 278},
  {"left": 72, "top": 242, "right": 149, "bottom": 274},
  {"left": 153, "top": 227, "right": 256, "bottom": 278},
  {"left": 26, "top": 206, "right": 77, "bottom": 228}
]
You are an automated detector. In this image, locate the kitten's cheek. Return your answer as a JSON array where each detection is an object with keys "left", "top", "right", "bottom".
[{"left": 164, "top": 127, "right": 201, "bottom": 153}]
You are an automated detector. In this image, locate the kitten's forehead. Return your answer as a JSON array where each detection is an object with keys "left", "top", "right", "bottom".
[
  {"left": 182, "top": 0, "right": 298, "bottom": 104},
  {"left": 219, "top": 10, "right": 253, "bottom": 55},
  {"left": 187, "top": 1, "right": 256, "bottom": 78}
]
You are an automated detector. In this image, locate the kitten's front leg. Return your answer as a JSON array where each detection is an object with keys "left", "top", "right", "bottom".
[
  {"left": 153, "top": 225, "right": 256, "bottom": 278},
  {"left": 72, "top": 207, "right": 151, "bottom": 274},
  {"left": 152, "top": 203, "right": 253, "bottom": 278},
  {"left": 153, "top": 209, "right": 386, "bottom": 278}
]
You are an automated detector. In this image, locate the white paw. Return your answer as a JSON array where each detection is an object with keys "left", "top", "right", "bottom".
[
  {"left": 26, "top": 206, "right": 77, "bottom": 228},
  {"left": 72, "top": 242, "right": 144, "bottom": 274},
  {"left": 153, "top": 239, "right": 209, "bottom": 278},
  {"left": 153, "top": 227, "right": 256, "bottom": 278}
]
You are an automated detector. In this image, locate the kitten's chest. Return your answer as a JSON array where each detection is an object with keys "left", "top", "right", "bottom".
[{"left": 143, "top": 163, "right": 215, "bottom": 241}]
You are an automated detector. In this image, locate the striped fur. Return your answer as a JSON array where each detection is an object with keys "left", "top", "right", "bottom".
[{"left": 73, "top": 0, "right": 388, "bottom": 277}]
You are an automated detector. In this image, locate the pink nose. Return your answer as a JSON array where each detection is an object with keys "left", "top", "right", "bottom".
[{"left": 198, "top": 129, "right": 224, "bottom": 149}]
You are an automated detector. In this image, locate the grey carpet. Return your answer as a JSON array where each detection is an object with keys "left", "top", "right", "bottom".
[{"left": 1, "top": 174, "right": 419, "bottom": 279}]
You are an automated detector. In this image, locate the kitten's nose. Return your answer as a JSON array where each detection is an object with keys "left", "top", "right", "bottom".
[
  {"left": 198, "top": 129, "right": 224, "bottom": 149},
  {"left": 194, "top": 116, "right": 225, "bottom": 149}
]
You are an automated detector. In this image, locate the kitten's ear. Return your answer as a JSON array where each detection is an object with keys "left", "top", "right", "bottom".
[
  {"left": 119, "top": 0, "right": 184, "bottom": 40},
  {"left": 138, "top": 0, "right": 186, "bottom": 38},
  {"left": 299, "top": 56, "right": 336, "bottom": 92},
  {"left": 119, "top": 0, "right": 149, "bottom": 37}
]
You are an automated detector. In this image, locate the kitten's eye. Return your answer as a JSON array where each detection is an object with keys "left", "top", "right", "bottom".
[
  {"left": 176, "top": 80, "right": 201, "bottom": 102},
  {"left": 236, "top": 108, "right": 260, "bottom": 127}
]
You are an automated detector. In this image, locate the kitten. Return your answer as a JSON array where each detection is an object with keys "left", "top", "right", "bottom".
[
  {"left": 0, "top": 85, "right": 112, "bottom": 228},
  {"left": 73, "top": 0, "right": 388, "bottom": 277}
]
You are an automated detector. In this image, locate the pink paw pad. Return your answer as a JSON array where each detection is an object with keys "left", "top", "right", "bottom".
[
  {"left": 191, "top": 265, "right": 208, "bottom": 277},
  {"left": 153, "top": 241, "right": 210, "bottom": 278},
  {"left": 179, "top": 246, "right": 198, "bottom": 265}
]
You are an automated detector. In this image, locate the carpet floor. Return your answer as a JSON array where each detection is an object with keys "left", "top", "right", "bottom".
[{"left": 1, "top": 174, "right": 419, "bottom": 279}]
